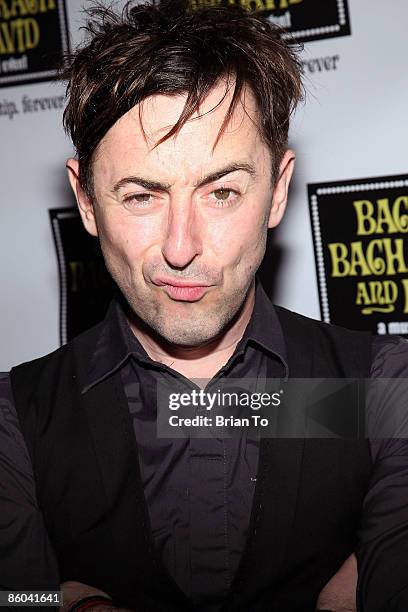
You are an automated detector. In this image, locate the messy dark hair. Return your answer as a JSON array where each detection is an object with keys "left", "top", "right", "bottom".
[{"left": 63, "top": 0, "right": 303, "bottom": 197}]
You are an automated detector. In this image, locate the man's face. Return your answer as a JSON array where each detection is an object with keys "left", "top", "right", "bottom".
[{"left": 69, "top": 83, "right": 294, "bottom": 346}]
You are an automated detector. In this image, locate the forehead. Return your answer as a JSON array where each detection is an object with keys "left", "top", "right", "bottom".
[{"left": 93, "top": 82, "right": 270, "bottom": 182}]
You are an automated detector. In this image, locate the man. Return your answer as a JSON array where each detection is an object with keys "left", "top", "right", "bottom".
[{"left": 1, "top": 1, "right": 408, "bottom": 611}]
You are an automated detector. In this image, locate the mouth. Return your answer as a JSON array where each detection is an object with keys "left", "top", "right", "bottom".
[{"left": 153, "top": 277, "right": 212, "bottom": 302}]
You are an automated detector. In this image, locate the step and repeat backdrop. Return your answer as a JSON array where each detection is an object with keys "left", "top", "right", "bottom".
[{"left": 0, "top": 0, "right": 407, "bottom": 370}]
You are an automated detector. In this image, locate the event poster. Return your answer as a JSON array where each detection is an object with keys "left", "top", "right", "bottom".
[
  {"left": 309, "top": 174, "right": 408, "bottom": 337},
  {"left": 50, "top": 208, "right": 115, "bottom": 345},
  {"left": 0, "top": 0, "right": 69, "bottom": 88},
  {"left": 189, "top": 0, "right": 351, "bottom": 43}
]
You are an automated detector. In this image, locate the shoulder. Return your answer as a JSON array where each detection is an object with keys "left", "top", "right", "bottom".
[
  {"left": 274, "top": 307, "right": 408, "bottom": 377},
  {"left": 368, "top": 336, "right": 408, "bottom": 459},
  {"left": 9, "top": 321, "right": 106, "bottom": 413},
  {"left": 274, "top": 305, "right": 372, "bottom": 377},
  {"left": 371, "top": 335, "right": 408, "bottom": 377},
  {"left": 274, "top": 304, "right": 371, "bottom": 341},
  {"left": 0, "top": 372, "right": 18, "bottom": 429},
  {"left": 11, "top": 320, "right": 105, "bottom": 379}
]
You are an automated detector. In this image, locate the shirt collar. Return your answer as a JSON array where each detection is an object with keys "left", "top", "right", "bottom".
[
  {"left": 82, "top": 277, "right": 288, "bottom": 394},
  {"left": 239, "top": 278, "right": 288, "bottom": 370}
]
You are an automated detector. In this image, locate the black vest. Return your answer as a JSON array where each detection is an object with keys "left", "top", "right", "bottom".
[{"left": 11, "top": 307, "right": 372, "bottom": 612}]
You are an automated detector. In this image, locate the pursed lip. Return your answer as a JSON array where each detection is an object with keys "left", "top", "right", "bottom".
[
  {"left": 152, "top": 277, "right": 213, "bottom": 301},
  {"left": 152, "top": 276, "right": 212, "bottom": 288}
]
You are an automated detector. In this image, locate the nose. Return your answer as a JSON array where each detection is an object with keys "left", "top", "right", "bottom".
[{"left": 161, "top": 198, "right": 202, "bottom": 268}]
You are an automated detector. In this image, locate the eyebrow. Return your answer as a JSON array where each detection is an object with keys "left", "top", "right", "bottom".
[{"left": 111, "top": 162, "right": 257, "bottom": 194}]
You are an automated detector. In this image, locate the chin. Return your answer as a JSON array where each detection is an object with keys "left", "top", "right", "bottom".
[
  {"left": 153, "top": 318, "right": 225, "bottom": 347},
  {"left": 125, "top": 279, "right": 251, "bottom": 346}
]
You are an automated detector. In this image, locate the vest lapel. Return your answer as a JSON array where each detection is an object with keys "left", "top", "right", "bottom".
[
  {"left": 80, "top": 368, "right": 192, "bottom": 608},
  {"left": 222, "top": 311, "right": 312, "bottom": 608},
  {"left": 221, "top": 437, "right": 305, "bottom": 609}
]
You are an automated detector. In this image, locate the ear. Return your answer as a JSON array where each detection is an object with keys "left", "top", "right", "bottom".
[
  {"left": 268, "top": 149, "right": 295, "bottom": 229},
  {"left": 66, "top": 158, "right": 98, "bottom": 237}
]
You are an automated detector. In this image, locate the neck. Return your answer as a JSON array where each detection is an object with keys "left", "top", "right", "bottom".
[{"left": 129, "top": 283, "right": 255, "bottom": 380}]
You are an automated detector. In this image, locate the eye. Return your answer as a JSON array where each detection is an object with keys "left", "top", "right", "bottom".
[
  {"left": 213, "top": 188, "right": 232, "bottom": 200},
  {"left": 132, "top": 193, "right": 152, "bottom": 202},
  {"left": 122, "top": 193, "right": 154, "bottom": 209},
  {"left": 209, "top": 187, "right": 240, "bottom": 207}
]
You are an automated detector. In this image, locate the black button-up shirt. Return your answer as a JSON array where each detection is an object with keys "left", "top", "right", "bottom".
[
  {"left": 82, "top": 281, "right": 288, "bottom": 610},
  {"left": 1, "top": 280, "right": 408, "bottom": 610}
]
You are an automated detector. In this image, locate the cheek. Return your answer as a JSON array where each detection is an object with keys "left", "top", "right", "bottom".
[
  {"left": 97, "top": 212, "right": 159, "bottom": 267},
  {"left": 208, "top": 211, "right": 268, "bottom": 266}
]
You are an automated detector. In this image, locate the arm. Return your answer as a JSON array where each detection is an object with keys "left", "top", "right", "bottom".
[
  {"left": 316, "top": 553, "right": 357, "bottom": 612},
  {"left": 356, "top": 439, "right": 408, "bottom": 612},
  {"left": 0, "top": 375, "right": 135, "bottom": 610},
  {"left": 356, "top": 338, "right": 408, "bottom": 611},
  {"left": 0, "top": 373, "right": 60, "bottom": 591},
  {"left": 316, "top": 338, "right": 408, "bottom": 612}
]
